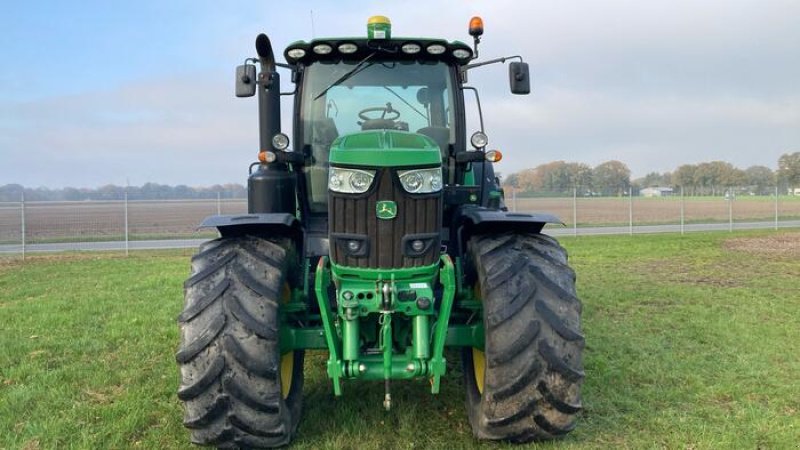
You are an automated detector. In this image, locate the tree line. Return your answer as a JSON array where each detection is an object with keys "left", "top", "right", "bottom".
[
  {"left": 503, "top": 151, "right": 800, "bottom": 196},
  {"left": 0, "top": 183, "right": 247, "bottom": 202},
  {"left": 2, "top": 152, "right": 798, "bottom": 201}
]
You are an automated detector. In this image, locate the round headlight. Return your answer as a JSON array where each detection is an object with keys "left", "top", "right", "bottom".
[
  {"left": 470, "top": 131, "right": 488, "bottom": 149},
  {"left": 452, "top": 49, "right": 472, "bottom": 60},
  {"left": 426, "top": 44, "right": 446, "bottom": 55},
  {"left": 329, "top": 173, "right": 343, "bottom": 189},
  {"left": 286, "top": 48, "right": 306, "bottom": 59},
  {"left": 338, "top": 43, "right": 358, "bottom": 54},
  {"left": 313, "top": 44, "right": 333, "bottom": 55},
  {"left": 430, "top": 173, "right": 442, "bottom": 191},
  {"left": 401, "top": 43, "right": 421, "bottom": 54},
  {"left": 272, "top": 133, "right": 290, "bottom": 151},
  {"left": 350, "top": 171, "right": 372, "bottom": 191},
  {"left": 401, "top": 172, "right": 424, "bottom": 192},
  {"left": 411, "top": 240, "right": 425, "bottom": 252}
]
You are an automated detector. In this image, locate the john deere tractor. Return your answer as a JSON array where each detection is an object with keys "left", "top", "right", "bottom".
[{"left": 176, "top": 16, "right": 584, "bottom": 447}]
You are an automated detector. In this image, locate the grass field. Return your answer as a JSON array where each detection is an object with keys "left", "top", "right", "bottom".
[{"left": 1, "top": 230, "right": 799, "bottom": 449}]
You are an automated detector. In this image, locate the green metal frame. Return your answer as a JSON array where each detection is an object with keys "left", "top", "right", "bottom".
[{"left": 302, "top": 254, "right": 466, "bottom": 395}]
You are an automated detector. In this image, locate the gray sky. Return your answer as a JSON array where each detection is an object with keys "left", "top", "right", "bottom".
[{"left": 1, "top": 0, "right": 798, "bottom": 187}]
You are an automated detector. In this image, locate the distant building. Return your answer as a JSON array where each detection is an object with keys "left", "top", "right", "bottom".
[
  {"left": 640, "top": 187, "right": 674, "bottom": 197},
  {"left": 790, "top": 187, "right": 800, "bottom": 196}
]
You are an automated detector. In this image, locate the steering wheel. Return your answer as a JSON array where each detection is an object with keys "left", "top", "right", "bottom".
[{"left": 358, "top": 104, "right": 401, "bottom": 122}]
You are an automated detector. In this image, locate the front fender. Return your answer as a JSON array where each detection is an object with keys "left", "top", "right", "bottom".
[{"left": 453, "top": 206, "right": 563, "bottom": 255}]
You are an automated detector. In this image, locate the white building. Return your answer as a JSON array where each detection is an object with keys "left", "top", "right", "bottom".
[{"left": 640, "top": 187, "right": 674, "bottom": 197}]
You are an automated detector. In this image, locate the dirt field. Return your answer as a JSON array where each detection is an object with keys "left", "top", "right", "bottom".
[
  {"left": 511, "top": 195, "right": 800, "bottom": 226},
  {"left": 1, "top": 196, "right": 798, "bottom": 243},
  {"left": 0, "top": 200, "right": 246, "bottom": 243},
  {"left": 723, "top": 231, "right": 800, "bottom": 258}
]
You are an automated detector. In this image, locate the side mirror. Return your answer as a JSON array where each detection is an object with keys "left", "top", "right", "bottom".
[
  {"left": 509, "top": 62, "right": 530, "bottom": 95},
  {"left": 235, "top": 64, "right": 257, "bottom": 97}
]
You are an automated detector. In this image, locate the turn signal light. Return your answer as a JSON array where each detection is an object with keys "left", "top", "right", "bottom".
[
  {"left": 485, "top": 149, "right": 502, "bottom": 162},
  {"left": 258, "top": 151, "right": 277, "bottom": 163}
]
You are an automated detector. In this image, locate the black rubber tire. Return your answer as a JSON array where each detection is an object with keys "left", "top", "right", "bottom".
[
  {"left": 463, "top": 232, "right": 584, "bottom": 442},
  {"left": 176, "top": 235, "right": 304, "bottom": 448}
]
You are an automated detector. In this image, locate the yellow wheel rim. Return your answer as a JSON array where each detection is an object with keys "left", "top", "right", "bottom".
[
  {"left": 472, "top": 347, "right": 486, "bottom": 394},
  {"left": 279, "top": 282, "right": 293, "bottom": 399},
  {"left": 472, "top": 281, "right": 486, "bottom": 394},
  {"left": 280, "top": 351, "right": 294, "bottom": 399}
]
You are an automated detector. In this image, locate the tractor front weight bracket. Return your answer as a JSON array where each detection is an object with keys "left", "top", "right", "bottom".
[
  {"left": 313, "top": 255, "right": 457, "bottom": 398},
  {"left": 314, "top": 256, "right": 343, "bottom": 395},
  {"left": 430, "top": 254, "right": 456, "bottom": 394}
]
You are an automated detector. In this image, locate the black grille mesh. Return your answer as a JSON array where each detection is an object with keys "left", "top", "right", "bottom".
[{"left": 330, "top": 169, "right": 441, "bottom": 268}]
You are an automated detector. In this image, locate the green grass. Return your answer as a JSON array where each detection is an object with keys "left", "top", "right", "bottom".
[{"left": 1, "top": 231, "right": 799, "bottom": 449}]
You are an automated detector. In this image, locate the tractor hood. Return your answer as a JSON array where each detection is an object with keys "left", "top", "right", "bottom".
[{"left": 329, "top": 130, "right": 441, "bottom": 167}]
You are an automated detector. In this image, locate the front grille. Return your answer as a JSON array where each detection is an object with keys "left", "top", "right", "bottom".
[{"left": 330, "top": 169, "right": 441, "bottom": 269}]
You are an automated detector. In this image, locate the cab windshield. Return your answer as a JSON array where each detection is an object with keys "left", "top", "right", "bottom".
[{"left": 299, "top": 60, "right": 455, "bottom": 213}]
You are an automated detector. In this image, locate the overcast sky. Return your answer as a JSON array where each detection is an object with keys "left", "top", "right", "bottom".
[{"left": 1, "top": 0, "right": 798, "bottom": 188}]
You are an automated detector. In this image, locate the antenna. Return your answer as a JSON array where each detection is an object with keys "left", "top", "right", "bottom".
[{"left": 310, "top": 10, "right": 316, "bottom": 38}]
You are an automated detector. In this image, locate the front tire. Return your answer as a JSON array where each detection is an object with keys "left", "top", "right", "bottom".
[
  {"left": 464, "top": 232, "right": 584, "bottom": 442},
  {"left": 176, "top": 235, "right": 304, "bottom": 448}
]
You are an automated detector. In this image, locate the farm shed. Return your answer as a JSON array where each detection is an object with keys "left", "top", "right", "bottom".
[{"left": 640, "top": 187, "right": 674, "bottom": 197}]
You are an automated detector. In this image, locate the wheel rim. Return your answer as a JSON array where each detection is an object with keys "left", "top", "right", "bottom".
[
  {"left": 472, "top": 281, "right": 486, "bottom": 395},
  {"left": 472, "top": 347, "right": 486, "bottom": 394},
  {"left": 280, "top": 351, "right": 294, "bottom": 399},
  {"left": 280, "top": 282, "right": 293, "bottom": 399}
]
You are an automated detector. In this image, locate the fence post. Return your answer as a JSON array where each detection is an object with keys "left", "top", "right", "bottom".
[
  {"left": 573, "top": 187, "right": 577, "bottom": 236},
  {"left": 21, "top": 192, "right": 26, "bottom": 260},
  {"left": 124, "top": 191, "right": 129, "bottom": 256},
  {"left": 217, "top": 191, "right": 222, "bottom": 215},
  {"left": 680, "top": 186, "right": 685, "bottom": 235},
  {"left": 774, "top": 186, "right": 779, "bottom": 230},
  {"left": 728, "top": 189, "right": 733, "bottom": 232},
  {"left": 628, "top": 188, "right": 633, "bottom": 235},
  {"left": 511, "top": 188, "right": 516, "bottom": 212}
]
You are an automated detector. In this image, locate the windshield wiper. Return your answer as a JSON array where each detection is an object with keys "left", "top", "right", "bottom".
[{"left": 313, "top": 53, "right": 376, "bottom": 101}]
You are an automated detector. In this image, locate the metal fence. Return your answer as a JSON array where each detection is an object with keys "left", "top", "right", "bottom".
[
  {"left": 1, "top": 188, "right": 799, "bottom": 258},
  {"left": 506, "top": 187, "right": 800, "bottom": 237},
  {"left": 0, "top": 196, "right": 247, "bottom": 258}
]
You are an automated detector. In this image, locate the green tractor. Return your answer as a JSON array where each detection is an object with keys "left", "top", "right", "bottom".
[{"left": 176, "top": 16, "right": 584, "bottom": 447}]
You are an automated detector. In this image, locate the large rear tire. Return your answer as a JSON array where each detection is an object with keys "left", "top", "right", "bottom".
[
  {"left": 176, "top": 235, "right": 304, "bottom": 448},
  {"left": 463, "top": 232, "right": 584, "bottom": 442}
]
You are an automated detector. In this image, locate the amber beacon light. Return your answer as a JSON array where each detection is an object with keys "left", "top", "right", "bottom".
[{"left": 469, "top": 16, "right": 484, "bottom": 37}]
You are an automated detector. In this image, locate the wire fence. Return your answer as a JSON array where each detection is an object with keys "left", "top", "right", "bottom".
[
  {"left": 506, "top": 187, "right": 800, "bottom": 236},
  {"left": 0, "top": 195, "right": 247, "bottom": 259},
  {"left": 1, "top": 188, "right": 799, "bottom": 259}
]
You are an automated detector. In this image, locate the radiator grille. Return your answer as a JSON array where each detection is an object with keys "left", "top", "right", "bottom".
[{"left": 330, "top": 169, "right": 441, "bottom": 268}]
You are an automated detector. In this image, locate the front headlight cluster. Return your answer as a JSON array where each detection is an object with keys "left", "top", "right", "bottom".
[
  {"left": 329, "top": 168, "right": 376, "bottom": 194},
  {"left": 398, "top": 168, "right": 443, "bottom": 194}
]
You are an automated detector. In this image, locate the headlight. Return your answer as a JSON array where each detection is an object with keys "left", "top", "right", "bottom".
[
  {"left": 398, "top": 168, "right": 443, "bottom": 194},
  {"left": 329, "top": 168, "right": 376, "bottom": 194},
  {"left": 313, "top": 44, "right": 333, "bottom": 55},
  {"left": 272, "top": 133, "right": 290, "bottom": 151},
  {"left": 470, "top": 131, "right": 488, "bottom": 149}
]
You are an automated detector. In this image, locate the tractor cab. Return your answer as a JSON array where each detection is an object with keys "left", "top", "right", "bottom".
[{"left": 289, "top": 37, "right": 464, "bottom": 214}]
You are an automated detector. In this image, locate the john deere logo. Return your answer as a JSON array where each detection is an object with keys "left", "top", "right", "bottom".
[{"left": 376, "top": 200, "right": 397, "bottom": 220}]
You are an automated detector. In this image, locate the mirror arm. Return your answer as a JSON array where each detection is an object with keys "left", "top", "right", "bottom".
[{"left": 463, "top": 55, "right": 523, "bottom": 71}]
